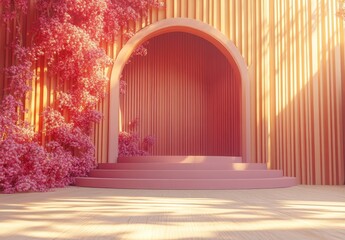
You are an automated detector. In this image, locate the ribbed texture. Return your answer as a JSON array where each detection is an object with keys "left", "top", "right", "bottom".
[
  {"left": 270, "top": 1, "right": 344, "bottom": 185},
  {"left": 120, "top": 32, "right": 241, "bottom": 156},
  {"left": 1, "top": 0, "right": 344, "bottom": 184}
]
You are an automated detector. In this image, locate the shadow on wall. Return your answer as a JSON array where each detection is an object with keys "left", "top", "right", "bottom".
[
  {"left": 271, "top": 46, "right": 344, "bottom": 185},
  {"left": 252, "top": 1, "right": 345, "bottom": 185}
]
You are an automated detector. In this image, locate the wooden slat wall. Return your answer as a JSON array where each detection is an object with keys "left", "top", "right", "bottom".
[
  {"left": 1, "top": 0, "right": 344, "bottom": 184},
  {"left": 271, "top": 0, "right": 344, "bottom": 184}
]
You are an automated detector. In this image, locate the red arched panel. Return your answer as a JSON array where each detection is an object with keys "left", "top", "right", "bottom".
[{"left": 120, "top": 32, "right": 241, "bottom": 156}]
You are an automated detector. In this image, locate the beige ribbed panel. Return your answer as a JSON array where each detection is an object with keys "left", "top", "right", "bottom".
[
  {"left": 271, "top": 0, "right": 344, "bottom": 184},
  {"left": 0, "top": 0, "right": 344, "bottom": 184}
]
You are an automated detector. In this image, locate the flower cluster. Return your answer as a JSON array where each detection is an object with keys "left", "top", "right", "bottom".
[
  {"left": 0, "top": 0, "right": 29, "bottom": 24},
  {"left": 118, "top": 131, "right": 155, "bottom": 156},
  {"left": 103, "top": 0, "right": 160, "bottom": 40},
  {"left": 120, "top": 79, "right": 127, "bottom": 95},
  {"left": 0, "top": 138, "right": 47, "bottom": 193},
  {"left": 0, "top": 0, "right": 159, "bottom": 193},
  {"left": 118, "top": 118, "right": 155, "bottom": 156},
  {"left": 118, "top": 131, "right": 147, "bottom": 156},
  {"left": 142, "top": 135, "right": 155, "bottom": 151}
]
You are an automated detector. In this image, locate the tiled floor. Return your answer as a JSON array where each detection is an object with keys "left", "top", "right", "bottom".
[{"left": 1, "top": 185, "right": 345, "bottom": 240}]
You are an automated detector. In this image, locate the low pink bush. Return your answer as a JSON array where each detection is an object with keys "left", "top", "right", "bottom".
[{"left": 118, "top": 118, "right": 155, "bottom": 156}]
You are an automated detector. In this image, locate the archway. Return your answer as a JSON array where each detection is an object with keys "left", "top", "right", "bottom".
[{"left": 109, "top": 18, "right": 251, "bottom": 162}]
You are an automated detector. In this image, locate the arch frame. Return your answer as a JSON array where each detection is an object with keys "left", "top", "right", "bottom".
[{"left": 108, "top": 18, "right": 251, "bottom": 162}]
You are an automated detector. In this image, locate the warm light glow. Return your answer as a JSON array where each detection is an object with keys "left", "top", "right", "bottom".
[
  {"left": 1, "top": 186, "right": 345, "bottom": 239},
  {"left": 338, "top": 1, "right": 345, "bottom": 19},
  {"left": 232, "top": 163, "right": 249, "bottom": 170},
  {"left": 1, "top": 0, "right": 344, "bottom": 185}
]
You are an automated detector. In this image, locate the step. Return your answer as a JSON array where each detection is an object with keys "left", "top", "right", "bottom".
[
  {"left": 117, "top": 155, "right": 242, "bottom": 163},
  {"left": 75, "top": 177, "right": 298, "bottom": 190},
  {"left": 89, "top": 169, "right": 283, "bottom": 179},
  {"left": 98, "top": 163, "right": 267, "bottom": 170}
]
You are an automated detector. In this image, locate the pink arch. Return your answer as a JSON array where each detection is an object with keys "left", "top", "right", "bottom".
[{"left": 108, "top": 18, "right": 251, "bottom": 162}]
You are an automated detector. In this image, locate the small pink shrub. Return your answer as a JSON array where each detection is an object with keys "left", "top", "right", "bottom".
[{"left": 118, "top": 119, "right": 155, "bottom": 156}]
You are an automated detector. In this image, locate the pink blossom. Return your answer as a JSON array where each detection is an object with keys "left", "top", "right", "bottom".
[
  {"left": 143, "top": 135, "right": 155, "bottom": 151},
  {"left": 0, "top": 0, "right": 159, "bottom": 193},
  {"left": 0, "top": 0, "right": 29, "bottom": 24},
  {"left": 118, "top": 120, "right": 155, "bottom": 156},
  {"left": 120, "top": 79, "right": 127, "bottom": 95}
]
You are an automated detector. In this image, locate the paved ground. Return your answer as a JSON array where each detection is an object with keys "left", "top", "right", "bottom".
[{"left": 1, "top": 185, "right": 345, "bottom": 240}]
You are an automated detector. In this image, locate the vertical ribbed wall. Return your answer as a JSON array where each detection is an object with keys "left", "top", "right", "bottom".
[
  {"left": 1, "top": 0, "right": 344, "bottom": 184},
  {"left": 120, "top": 32, "right": 241, "bottom": 156},
  {"left": 271, "top": 1, "right": 344, "bottom": 184}
]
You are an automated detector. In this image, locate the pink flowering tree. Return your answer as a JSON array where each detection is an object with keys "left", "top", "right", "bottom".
[{"left": 0, "top": 0, "right": 159, "bottom": 193}]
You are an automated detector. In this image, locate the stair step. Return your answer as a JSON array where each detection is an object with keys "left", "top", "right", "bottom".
[
  {"left": 89, "top": 169, "right": 283, "bottom": 179},
  {"left": 75, "top": 177, "right": 298, "bottom": 190},
  {"left": 98, "top": 163, "right": 267, "bottom": 170},
  {"left": 76, "top": 156, "right": 298, "bottom": 190},
  {"left": 118, "top": 155, "right": 242, "bottom": 163}
]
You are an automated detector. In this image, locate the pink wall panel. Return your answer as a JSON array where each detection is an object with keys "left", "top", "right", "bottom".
[{"left": 120, "top": 32, "right": 241, "bottom": 156}]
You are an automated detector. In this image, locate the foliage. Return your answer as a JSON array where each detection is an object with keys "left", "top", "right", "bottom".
[
  {"left": 118, "top": 118, "right": 155, "bottom": 156},
  {"left": 0, "top": 0, "right": 29, "bottom": 24},
  {"left": 0, "top": 0, "right": 159, "bottom": 193}
]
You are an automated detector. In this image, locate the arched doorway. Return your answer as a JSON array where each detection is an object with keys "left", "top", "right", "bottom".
[
  {"left": 121, "top": 32, "right": 241, "bottom": 156},
  {"left": 108, "top": 18, "right": 251, "bottom": 162}
]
